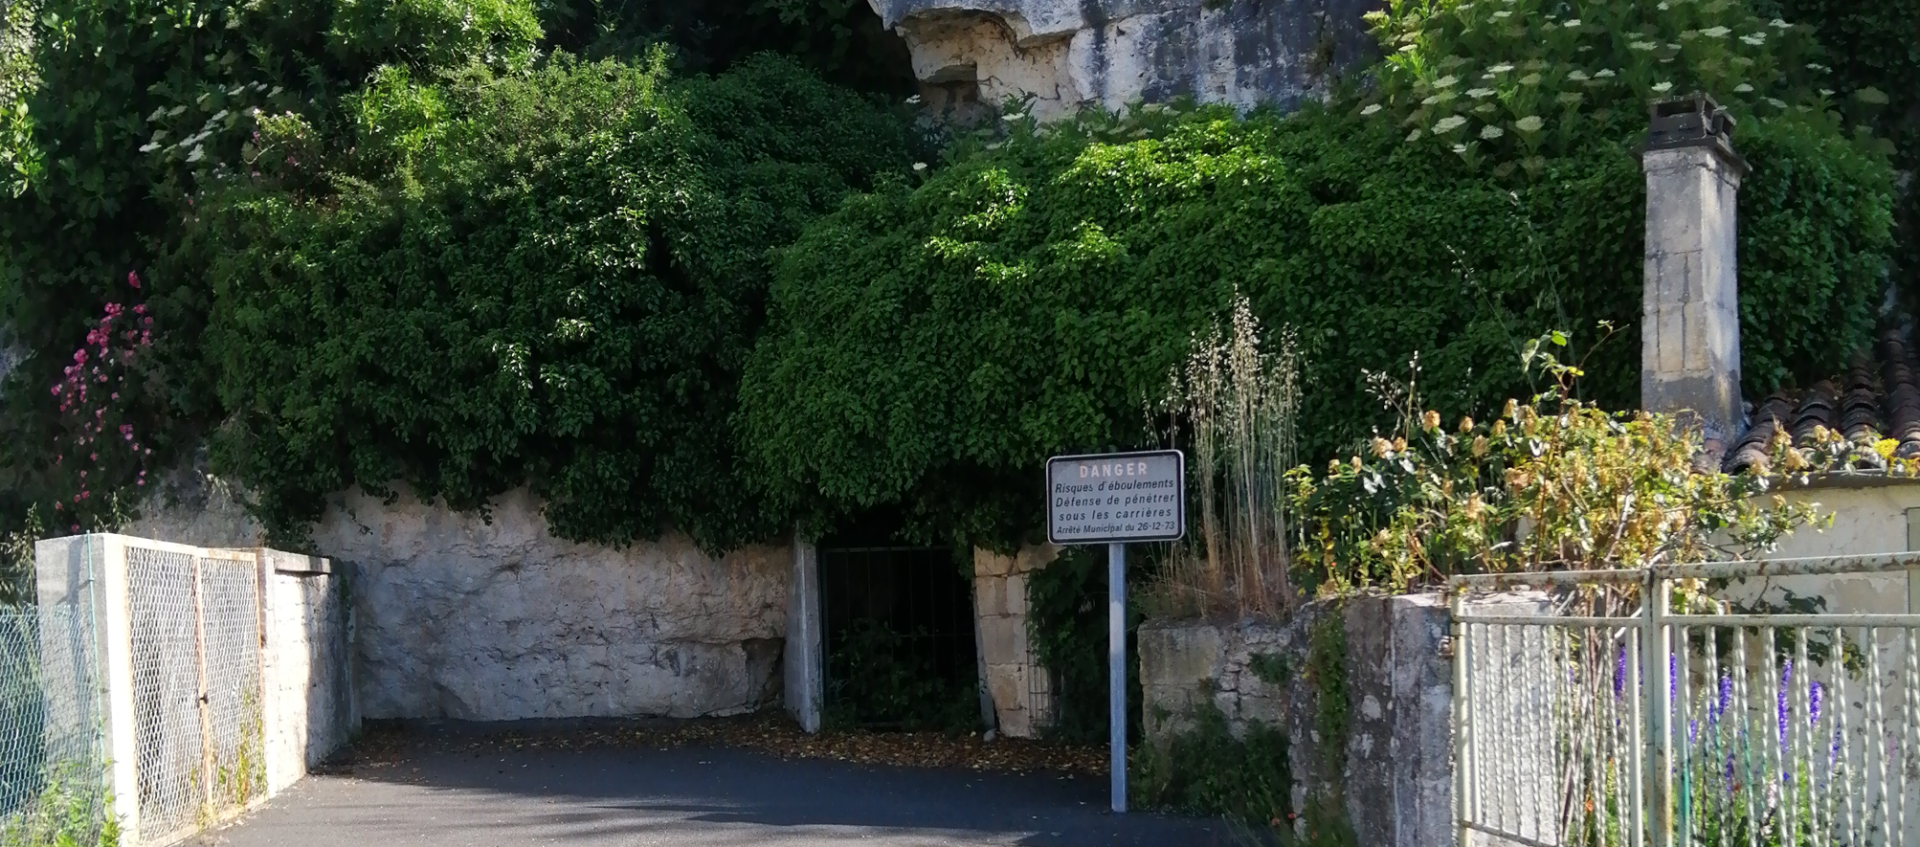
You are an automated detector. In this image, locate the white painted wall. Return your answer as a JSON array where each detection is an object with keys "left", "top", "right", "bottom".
[{"left": 1749, "top": 484, "right": 1920, "bottom": 614}]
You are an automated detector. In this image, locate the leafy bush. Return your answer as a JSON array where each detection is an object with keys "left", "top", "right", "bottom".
[
  {"left": 1752, "top": 0, "right": 1919, "bottom": 303},
  {"left": 0, "top": 0, "right": 547, "bottom": 540},
  {"left": 822, "top": 618, "right": 979, "bottom": 733},
  {"left": 1023, "top": 545, "right": 1146, "bottom": 744},
  {"left": 1288, "top": 335, "right": 1829, "bottom": 594},
  {"left": 200, "top": 53, "right": 912, "bottom": 549},
  {"left": 1132, "top": 698, "right": 1292, "bottom": 829},
  {"left": 743, "top": 91, "right": 1890, "bottom": 549}
]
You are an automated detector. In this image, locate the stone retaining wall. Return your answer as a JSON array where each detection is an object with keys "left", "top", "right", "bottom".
[
  {"left": 130, "top": 472, "right": 791, "bottom": 722},
  {"left": 1139, "top": 591, "right": 1546, "bottom": 847}
]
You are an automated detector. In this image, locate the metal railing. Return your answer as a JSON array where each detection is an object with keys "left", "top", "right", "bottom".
[{"left": 1452, "top": 554, "right": 1920, "bottom": 847}]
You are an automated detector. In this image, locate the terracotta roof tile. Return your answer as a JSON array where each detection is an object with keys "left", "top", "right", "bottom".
[{"left": 1726, "top": 328, "right": 1920, "bottom": 474}]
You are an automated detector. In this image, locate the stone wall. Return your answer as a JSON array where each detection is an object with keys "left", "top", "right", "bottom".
[
  {"left": 972, "top": 544, "right": 1058, "bottom": 737},
  {"left": 1139, "top": 592, "right": 1545, "bottom": 847},
  {"left": 867, "top": 0, "right": 1384, "bottom": 122},
  {"left": 259, "top": 550, "right": 357, "bottom": 796},
  {"left": 129, "top": 472, "right": 792, "bottom": 722}
]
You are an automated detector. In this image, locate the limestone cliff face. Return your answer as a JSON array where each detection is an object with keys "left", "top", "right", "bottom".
[{"left": 867, "top": 0, "right": 1383, "bottom": 121}]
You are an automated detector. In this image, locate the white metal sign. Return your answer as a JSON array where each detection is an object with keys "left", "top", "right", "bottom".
[{"left": 1044, "top": 450, "right": 1185, "bottom": 545}]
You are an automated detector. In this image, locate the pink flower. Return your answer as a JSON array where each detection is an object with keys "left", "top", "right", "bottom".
[
  {"left": 127, "top": 271, "right": 141, "bottom": 289},
  {"left": 73, "top": 350, "right": 87, "bottom": 364},
  {"left": 54, "top": 502, "right": 61, "bottom": 511},
  {"left": 51, "top": 385, "right": 61, "bottom": 395},
  {"left": 133, "top": 304, "right": 146, "bottom": 315}
]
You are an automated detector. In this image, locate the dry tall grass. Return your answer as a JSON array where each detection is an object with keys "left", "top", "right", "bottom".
[{"left": 1155, "top": 295, "right": 1300, "bottom": 620}]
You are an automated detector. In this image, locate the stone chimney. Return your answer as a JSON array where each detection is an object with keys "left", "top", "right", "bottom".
[{"left": 1641, "top": 94, "right": 1750, "bottom": 454}]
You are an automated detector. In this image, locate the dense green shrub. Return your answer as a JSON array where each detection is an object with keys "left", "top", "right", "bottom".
[
  {"left": 1132, "top": 699, "right": 1293, "bottom": 829},
  {"left": 742, "top": 95, "right": 1890, "bottom": 548},
  {"left": 200, "top": 53, "right": 912, "bottom": 549},
  {"left": 1760, "top": 0, "right": 1919, "bottom": 305},
  {"left": 0, "top": 0, "right": 545, "bottom": 537}
]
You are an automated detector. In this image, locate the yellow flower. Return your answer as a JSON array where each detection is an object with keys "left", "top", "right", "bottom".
[
  {"left": 1465, "top": 494, "right": 1486, "bottom": 520},
  {"left": 1492, "top": 420, "right": 1508, "bottom": 436},
  {"left": 1472, "top": 435, "right": 1489, "bottom": 457},
  {"left": 1423, "top": 410, "right": 1441, "bottom": 431},
  {"left": 1393, "top": 437, "right": 1409, "bottom": 453},
  {"left": 1503, "top": 399, "right": 1519, "bottom": 420},
  {"left": 1875, "top": 439, "right": 1898, "bottom": 462},
  {"left": 1459, "top": 416, "right": 1475, "bottom": 433},
  {"left": 1352, "top": 456, "right": 1364, "bottom": 472},
  {"left": 1372, "top": 437, "right": 1393, "bottom": 458}
]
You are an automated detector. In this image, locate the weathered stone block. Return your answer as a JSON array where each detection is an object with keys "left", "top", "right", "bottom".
[
  {"left": 1139, "top": 620, "right": 1225, "bottom": 690},
  {"left": 978, "top": 614, "right": 1027, "bottom": 665}
]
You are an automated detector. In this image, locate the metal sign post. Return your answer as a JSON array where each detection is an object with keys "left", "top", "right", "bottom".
[{"left": 1045, "top": 450, "right": 1185, "bottom": 814}]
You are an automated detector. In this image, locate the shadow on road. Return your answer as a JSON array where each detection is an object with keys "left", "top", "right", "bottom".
[{"left": 192, "top": 719, "right": 1240, "bottom": 847}]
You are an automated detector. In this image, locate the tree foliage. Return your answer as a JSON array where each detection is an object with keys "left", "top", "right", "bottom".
[
  {"left": 0, "top": 0, "right": 546, "bottom": 535},
  {"left": 200, "top": 53, "right": 912, "bottom": 549},
  {"left": 743, "top": 94, "right": 1890, "bottom": 549}
]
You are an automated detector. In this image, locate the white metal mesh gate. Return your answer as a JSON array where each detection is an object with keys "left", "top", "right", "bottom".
[
  {"left": 126, "top": 546, "right": 264, "bottom": 845},
  {"left": 1453, "top": 555, "right": 1920, "bottom": 847}
]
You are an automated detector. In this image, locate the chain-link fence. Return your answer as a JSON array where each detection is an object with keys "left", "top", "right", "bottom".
[
  {"left": 3, "top": 535, "right": 344, "bottom": 847},
  {"left": 1, "top": 539, "right": 110, "bottom": 847},
  {"left": 125, "top": 546, "right": 265, "bottom": 846}
]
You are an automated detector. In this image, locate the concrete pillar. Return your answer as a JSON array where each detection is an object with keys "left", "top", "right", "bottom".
[
  {"left": 783, "top": 538, "right": 823, "bottom": 733},
  {"left": 1641, "top": 94, "right": 1749, "bottom": 454}
]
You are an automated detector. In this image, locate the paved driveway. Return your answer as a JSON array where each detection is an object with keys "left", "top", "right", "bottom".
[{"left": 185, "top": 736, "right": 1238, "bottom": 847}]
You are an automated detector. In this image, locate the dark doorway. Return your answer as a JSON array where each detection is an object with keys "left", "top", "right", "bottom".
[{"left": 817, "top": 533, "right": 979, "bottom": 732}]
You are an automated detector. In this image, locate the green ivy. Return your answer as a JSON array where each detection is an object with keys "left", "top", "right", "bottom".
[
  {"left": 197, "top": 52, "right": 911, "bottom": 550},
  {"left": 1304, "top": 614, "right": 1350, "bottom": 777},
  {"left": 1022, "top": 545, "right": 1147, "bottom": 744},
  {"left": 1751, "top": 0, "right": 1920, "bottom": 307},
  {"left": 1131, "top": 694, "right": 1292, "bottom": 829},
  {"left": 744, "top": 97, "right": 1890, "bottom": 550}
]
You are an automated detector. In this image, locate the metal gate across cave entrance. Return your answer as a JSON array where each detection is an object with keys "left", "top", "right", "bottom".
[{"left": 817, "top": 545, "right": 980, "bottom": 730}]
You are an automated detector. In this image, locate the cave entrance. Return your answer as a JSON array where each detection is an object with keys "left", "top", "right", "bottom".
[{"left": 816, "top": 518, "right": 980, "bottom": 732}]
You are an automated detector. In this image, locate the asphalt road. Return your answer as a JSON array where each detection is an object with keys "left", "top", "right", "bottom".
[{"left": 183, "top": 740, "right": 1238, "bottom": 847}]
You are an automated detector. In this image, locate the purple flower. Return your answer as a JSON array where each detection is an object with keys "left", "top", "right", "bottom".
[
  {"left": 1689, "top": 718, "right": 1699, "bottom": 744},
  {"left": 1615, "top": 645, "right": 1627, "bottom": 700},
  {"left": 1809, "top": 681, "right": 1823, "bottom": 726},
  {"left": 1670, "top": 654, "right": 1678, "bottom": 703},
  {"left": 1778, "top": 660, "right": 1794, "bottom": 749}
]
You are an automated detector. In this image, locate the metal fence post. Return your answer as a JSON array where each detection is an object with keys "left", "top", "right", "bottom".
[
  {"left": 1452, "top": 588, "right": 1472, "bottom": 847},
  {"left": 1643, "top": 571, "right": 1673, "bottom": 847}
]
